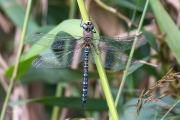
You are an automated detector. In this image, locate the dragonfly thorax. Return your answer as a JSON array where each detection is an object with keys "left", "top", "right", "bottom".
[
  {"left": 83, "top": 30, "right": 93, "bottom": 43},
  {"left": 82, "top": 21, "right": 94, "bottom": 45},
  {"left": 84, "top": 44, "right": 91, "bottom": 50}
]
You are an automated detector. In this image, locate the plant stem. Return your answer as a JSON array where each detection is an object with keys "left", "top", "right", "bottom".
[
  {"left": 77, "top": 0, "right": 118, "bottom": 120},
  {"left": 77, "top": 0, "right": 89, "bottom": 21},
  {"left": 128, "top": 0, "right": 142, "bottom": 34},
  {"left": 51, "top": 83, "right": 63, "bottom": 120},
  {"left": 94, "top": 0, "right": 137, "bottom": 27},
  {"left": 154, "top": 106, "right": 159, "bottom": 120},
  {"left": 115, "top": 0, "right": 150, "bottom": 107},
  {"left": 0, "top": 0, "right": 33, "bottom": 119},
  {"left": 69, "top": 0, "right": 77, "bottom": 19},
  {"left": 160, "top": 98, "right": 180, "bottom": 120}
]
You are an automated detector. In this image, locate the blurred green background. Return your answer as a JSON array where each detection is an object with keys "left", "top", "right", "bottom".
[{"left": 0, "top": 0, "right": 180, "bottom": 120}]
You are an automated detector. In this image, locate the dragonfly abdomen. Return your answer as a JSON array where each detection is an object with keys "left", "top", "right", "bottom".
[{"left": 82, "top": 49, "right": 90, "bottom": 108}]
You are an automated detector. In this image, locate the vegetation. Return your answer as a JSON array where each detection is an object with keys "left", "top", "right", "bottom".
[{"left": 0, "top": 0, "right": 180, "bottom": 120}]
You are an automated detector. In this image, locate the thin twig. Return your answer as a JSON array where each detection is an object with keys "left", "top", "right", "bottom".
[
  {"left": 0, "top": 0, "right": 33, "bottom": 119},
  {"left": 94, "top": 0, "right": 138, "bottom": 27},
  {"left": 115, "top": 0, "right": 150, "bottom": 107},
  {"left": 0, "top": 76, "right": 8, "bottom": 92},
  {"left": 0, "top": 54, "right": 8, "bottom": 70},
  {"left": 0, "top": 54, "right": 9, "bottom": 92}
]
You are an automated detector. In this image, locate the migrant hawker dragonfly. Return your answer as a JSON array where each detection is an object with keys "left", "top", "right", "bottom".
[{"left": 27, "top": 21, "right": 147, "bottom": 108}]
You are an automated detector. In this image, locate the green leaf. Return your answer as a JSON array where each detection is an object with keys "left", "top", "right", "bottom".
[
  {"left": 5, "top": 57, "right": 36, "bottom": 79},
  {"left": 5, "top": 19, "right": 87, "bottom": 79},
  {"left": 150, "top": 0, "right": 180, "bottom": 65},
  {"left": 20, "top": 67, "right": 114, "bottom": 84},
  {"left": 5, "top": 26, "right": 54, "bottom": 79},
  {"left": 128, "top": 57, "right": 149, "bottom": 74},
  {"left": 142, "top": 30, "right": 158, "bottom": 52},
  {"left": 9, "top": 97, "right": 108, "bottom": 111},
  {"left": 20, "top": 67, "right": 103, "bottom": 84},
  {"left": 22, "top": 19, "right": 84, "bottom": 62}
]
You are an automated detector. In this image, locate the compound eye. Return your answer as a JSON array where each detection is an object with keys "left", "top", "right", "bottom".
[
  {"left": 90, "top": 24, "right": 94, "bottom": 30},
  {"left": 82, "top": 24, "right": 88, "bottom": 30}
]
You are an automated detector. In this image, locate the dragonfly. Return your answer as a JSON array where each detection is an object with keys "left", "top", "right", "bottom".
[{"left": 27, "top": 21, "right": 147, "bottom": 108}]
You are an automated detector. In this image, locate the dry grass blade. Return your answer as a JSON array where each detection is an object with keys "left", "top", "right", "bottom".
[
  {"left": 94, "top": 0, "right": 138, "bottom": 27},
  {"left": 165, "top": 79, "right": 176, "bottom": 82},
  {"left": 143, "top": 86, "right": 156, "bottom": 96},
  {"left": 156, "top": 82, "right": 170, "bottom": 87},
  {"left": 137, "top": 88, "right": 145, "bottom": 105},
  {"left": 136, "top": 88, "right": 145, "bottom": 117},
  {"left": 144, "top": 94, "right": 155, "bottom": 103},
  {"left": 173, "top": 72, "right": 180, "bottom": 78},
  {"left": 137, "top": 69, "right": 180, "bottom": 118},
  {"left": 152, "top": 99, "right": 162, "bottom": 102},
  {"left": 151, "top": 93, "right": 167, "bottom": 103},
  {"left": 158, "top": 93, "right": 168, "bottom": 99}
]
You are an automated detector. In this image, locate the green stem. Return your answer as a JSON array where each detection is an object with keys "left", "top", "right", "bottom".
[
  {"left": 77, "top": 0, "right": 89, "bottom": 21},
  {"left": 0, "top": 0, "right": 33, "bottom": 119},
  {"left": 77, "top": 0, "right": 118, "bottom": 120},
  {"left": 128, "top": 0, "right": 142, "bottom": 33},
  {"left": 68, "top": 0, "right": 77, "bottom": 19},
  {"left": 51, "top": 83, "right": 63, "bottom": 120},
  {"left": 154, "top": 106, "right": 159, "bottom": 120},
  {"left": 160, "top": 98, "right": 180, "bottom": 120},
  {"left": 92, "top": 51, "right": 119, "bottom": 120},
  {"left": 115, "top": 0, "right": 150, "bottom": 107}
]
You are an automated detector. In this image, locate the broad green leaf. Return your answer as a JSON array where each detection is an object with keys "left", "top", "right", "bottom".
[
  {"left": 9, "top": 97, "right": 108, "bottom": 111},
  {"left": 150, "top": 0, "right": 180, "bottom": 65},
  {"left": 128, "top": 57, "right": 149, "bottom": 74},
  {"left": 5, "top": 57, "right": 36, "bottom": 79},
  {"left": 27, "top": 25, "right": 55, "bottom": 37},
  {"left": 21, "top": 67, "right": 114, "bottom": 84},
  {"left": 5, "top": 19, "right": 88, "bottom": 79},
  {"left": 20, "top": 68, "right": 100, "bottom": 84},
  {"left": 5, "top": 26, "right": 54, "bottom": 79},
  {"left": 142, "top": 30, "right": 158, "bottom": 52},
  {"left": 22, "top": 19, "right": 85, "bottom": 62}
]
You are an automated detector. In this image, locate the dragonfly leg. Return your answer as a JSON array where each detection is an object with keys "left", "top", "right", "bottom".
[
  {"left": 92, "top": 28, "right": 96, "bottom": 33},
  {"left": 80, "top": 19, "right": 83, "bottom": 27},
  {"left": 91, "top": 44, "right": 100, "bottom": 54}
]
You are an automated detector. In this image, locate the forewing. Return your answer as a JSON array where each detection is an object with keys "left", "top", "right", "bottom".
[
  {"left": 89, "top": 49, "right": 140, "bottom": 71},
  {"left": 27, "top": 33, "right": 83, "bottom": 50},
  {"left": 32, "top": 48, "right": 84, "bottom": 68},
  {"left": 93, "top": 34, "right": 147, "bottom": 51}
]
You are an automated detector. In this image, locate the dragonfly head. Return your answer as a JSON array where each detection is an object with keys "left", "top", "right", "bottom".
[{"left": 82, "top": 21, "right": 94, "bottom": 31}]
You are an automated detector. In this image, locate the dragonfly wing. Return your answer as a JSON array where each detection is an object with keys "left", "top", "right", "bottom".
[
  {"left": 89, "top": 49, "right": 140, "bottom": 71},
  {"left": 27, "top": 33, "right": 83, "bottom": 50},
  {"left": 93, "top": 34, "right": 147, "bottom": 51},
  {"left": 32, "top": 48, "right": 84, "bottom": 68}
]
